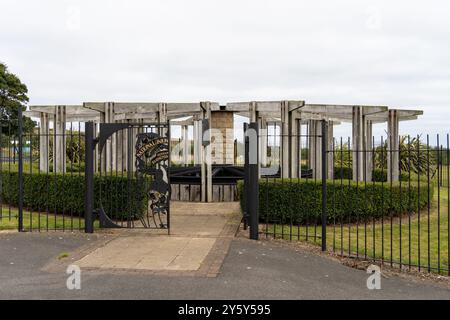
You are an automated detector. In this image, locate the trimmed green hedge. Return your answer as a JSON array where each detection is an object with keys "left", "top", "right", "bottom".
[
  {"left": 333, "top": 167, "right": 411, "bottom": 182},
  {"left": 0, "top": 172, "right": 147, "bottom": 220},
  {"left": 238, "top": 179, "right": 434, "bottom": 224}
]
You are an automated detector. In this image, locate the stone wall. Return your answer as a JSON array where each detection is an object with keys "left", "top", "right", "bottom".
[{"left": 210, "top": 111, "right": 234, "bottom": 164}]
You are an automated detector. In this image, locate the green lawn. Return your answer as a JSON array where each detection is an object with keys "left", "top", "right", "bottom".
[
  {"left": 264, "top": 186, "right": 449, "bottom": 275},
  {"left": 0, "top": 207, "right": 98, "bottom": 231}
]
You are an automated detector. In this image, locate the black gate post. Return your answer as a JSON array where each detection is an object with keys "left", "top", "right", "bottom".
[
  {"left": 248, "top": 122, "right": 259, "bottom": 240},
  {"left": 321, "top": 120, "right": 328, "bottom": 251},
  {"left": 18, "top": 107, "right": 24, "bottom": 232},
  {"left": 84, "top": 122, "right": 94, "bottom": 234}
]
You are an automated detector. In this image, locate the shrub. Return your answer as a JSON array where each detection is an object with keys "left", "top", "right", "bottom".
[
  {"left": 0, "top": 172, "right": 147, "bottom": 220},
  {"left": 238, "top": 178, "right": 433, "bottom": 224},
  {"left": 333, "top": 167, "right": 415, "bottom": 182}
]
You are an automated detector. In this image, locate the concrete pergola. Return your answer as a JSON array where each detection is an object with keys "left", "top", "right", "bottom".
[{"left": 24, "top": 100, "right": 423, "bottom": 201}]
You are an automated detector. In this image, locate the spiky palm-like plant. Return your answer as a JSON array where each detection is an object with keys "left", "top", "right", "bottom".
[{"left": 374, "top": 136, "right": 436, "bottom": 177}]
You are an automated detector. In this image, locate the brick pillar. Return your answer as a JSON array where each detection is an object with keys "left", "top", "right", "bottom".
[{"left": 210, "top": 111, "right": 234, "bottom": 165}]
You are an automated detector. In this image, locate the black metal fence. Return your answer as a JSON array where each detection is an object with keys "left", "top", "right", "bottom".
[
  {"left": 0, "top": 117, "right": 87, "bottom": 232},
  {"left": 244, "top": 121, "right": 450, "bottom": 276},
  {"left": 0, "top": 118, "right": 21, "bottom": 229},
  {"left": 0, "top": 116, "right": 172, "bottom": 233}
]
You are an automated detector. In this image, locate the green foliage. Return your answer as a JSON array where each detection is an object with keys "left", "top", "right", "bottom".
[
  {"left": 333, "top": 142, "right": 352, "bottom": 169},
  {"left": 374, "top": 136, "right": 437, "bottom": 177},
  {"left": 0, "top": 63, "right": 35, "bottom": 133},
  {"left": 333, "top": 167, "right": 412, "bottom": 182},
  {"left": 0, "top": 172, "right": 147, "bottom": 220},
  {"left": 332, "top": 137, "right": 437, "bottom": 179},
  {"left": 238, "top": 179, "right": 433, "bottom": 224}
]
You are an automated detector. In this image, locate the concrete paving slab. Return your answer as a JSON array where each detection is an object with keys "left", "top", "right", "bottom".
[
  {"left": 71, "top": 201, "right": 241, "bottom": 273},
  {"left": 76, "top": 236, "right": 217, "bottom": 271}
]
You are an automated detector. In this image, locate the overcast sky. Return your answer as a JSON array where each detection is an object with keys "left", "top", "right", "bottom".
[{"left": 1, "top": 0, "right": 450, "bottom": 140}]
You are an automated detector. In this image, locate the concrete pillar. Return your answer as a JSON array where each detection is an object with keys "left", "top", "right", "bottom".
[
  {"left": 193, "top": 119, "right": 202, "bottom": 165},
  {"left": 94, "top": 121, "right": 99, "bottom": 173},
  {"left": 117, "top": 119, "right": 129, "bottom": 173},
  {"left": 249, "top": 101, "right": 260, "bottom": 177},
  {"left": 249, "top": 101, "right": 257, "bottom": 122},
  {"left": 259, "top": 117, "right": 268, "bottom": 167},
  {"left": 387, "top": 110, "right": 400, "bottom": 182},
  {"left": 298, "top": 119, "right": 304, "bottom": 178},
  {"left": 115, "top": 119, "right": 127, "bottom": 172},
  {"left": 308, "top": 120, "right": 315, "bottom": 176},
  {"left": 53, "top": 106, "right": 66, "bottom": 173},
  {"left": 364, "top": 119, "right": 373, "bottom": 182},
  {"left": 104, "top": 102, "right": 115, "bottom": 172},
  {"left": 200, "top": 102, "right": 212, "bottom": 202},
  {"left": 281, "top": 101, "right": 290, "bottom": 179},
  {"left": 327, "top": 121, "right": 334, "bottom": 179},
  {"left": 157, "top": 102, "right": 168, "bottom": 170},
  {"left": 308, "top": 120, "right": 322, "bottom": 180},
  {"left": 181, "top": 125, "right": 189, "bottom": 165},
  {"left": 289, "top": 115, "right": 299, "bottom": 178},
  {"left": 158, "top": 103, "right": 168, "bottom": 128},
  {"left": 352, "top": 106, "right": 364, "bottom": 182},
  {"left": 99, "top": 112, "right": 106, "bottom": 173},
  {"left": 39, "top": 112, "right": 49, "bottom": 172}
]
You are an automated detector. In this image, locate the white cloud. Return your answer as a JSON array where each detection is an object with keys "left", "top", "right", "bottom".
[{"left": 1, "top": 0, "right": 450, "bottom": 138}]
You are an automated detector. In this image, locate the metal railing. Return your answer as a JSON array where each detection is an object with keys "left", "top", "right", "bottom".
[{"left": 244, "top": 121, "right": 450, "bottom": 276}]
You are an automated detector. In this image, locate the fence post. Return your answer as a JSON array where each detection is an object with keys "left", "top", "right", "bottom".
[
  {"left": 321, "top": 120, "right": 328, "bottom": 251},
  {"left": 248, "top": 122, "right": 259, "bottom": 240},
  {"left": 18, "top": 107, "right": 24, "bottom": 232},
  {"left": 84, "top": 122, "right": 94, "bottom": 234}
]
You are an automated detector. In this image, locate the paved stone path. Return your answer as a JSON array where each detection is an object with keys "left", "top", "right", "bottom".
[
  {"left": 0, "top": 232, "right": 449, "bottom": 299},
  {"left": 73, "top": 201, "right": 241, "bottom": 277}
]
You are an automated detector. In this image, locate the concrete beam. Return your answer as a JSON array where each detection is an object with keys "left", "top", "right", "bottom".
[
  {"left": 365, "top": 109, "right": 423, "bottom": 122},
  {"left": 303, "top": 104, "right": 388, "bottom": 114},
  {"left": 23, "top": 110, "right": 43, "bottom": 118},
  {"left": 114, "top": 112, "right": 158, "bottom": 121},
  {"left": 30, "top": 105, "right": 83, "bottom": 114},
  {"left": 65, "top": 115, "right": 101, "bottom": 122},
  {"left": 83, "top": 102, "right": 105, "bottom": 113},
  {"left": 113, "top": 103, "right": 159, "bottom": 114}
]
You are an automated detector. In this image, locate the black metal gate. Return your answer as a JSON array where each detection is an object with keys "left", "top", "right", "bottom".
[{"left": 84, "top": 122, "right": 171, "bottom": 233}]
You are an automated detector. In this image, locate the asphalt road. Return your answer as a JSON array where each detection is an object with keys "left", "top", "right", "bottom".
[{"left": 0, "top": 232, "right": 449, "bottom": 300}]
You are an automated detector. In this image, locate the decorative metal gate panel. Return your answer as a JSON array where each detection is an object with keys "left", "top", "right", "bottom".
[{"left": 85, "top": 122, "right": 171, "bottom": 233}]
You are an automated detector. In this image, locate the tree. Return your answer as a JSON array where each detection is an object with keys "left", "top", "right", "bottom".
[{"left": 0, "top": 62, "right": 35, "bottom": 134}]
